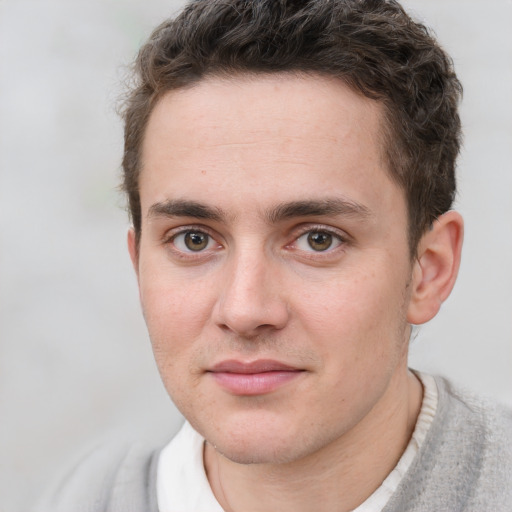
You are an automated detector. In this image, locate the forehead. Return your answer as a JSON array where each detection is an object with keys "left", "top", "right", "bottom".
[
  {"left": 143, "top": 73, "right": 384, "bottom": 161},
  {"left": 140, "top": 74, "right": 402, "bottom": 223}
]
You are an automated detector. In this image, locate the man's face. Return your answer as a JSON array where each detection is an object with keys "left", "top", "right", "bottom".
[{"left": 133, "top": 74, "right": 416, "bottom": 464}]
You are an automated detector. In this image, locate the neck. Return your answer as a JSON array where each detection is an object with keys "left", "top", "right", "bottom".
[{"left": 204, "top": 368, "right": 423, "bottom": 512}]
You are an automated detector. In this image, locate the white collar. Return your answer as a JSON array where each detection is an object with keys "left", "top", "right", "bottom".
[{"left": 157, "top": 371, "right": 438, "bottom": 512}]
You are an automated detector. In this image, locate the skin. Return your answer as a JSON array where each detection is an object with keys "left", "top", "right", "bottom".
[{"left": 129, "top": 74, "right": 463, "bottom": 511}]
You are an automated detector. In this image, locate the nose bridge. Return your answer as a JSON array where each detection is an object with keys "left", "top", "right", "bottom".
[{"left": 215, "top": 241, "right": 288, "bottom": 336}]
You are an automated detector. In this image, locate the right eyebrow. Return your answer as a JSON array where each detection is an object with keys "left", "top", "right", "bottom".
[
  {"left": 266, "top": 198, "right": 372, "bottom": 224},
  {"left": 147, "top": 199, "right": 226, "bottom": 222}
]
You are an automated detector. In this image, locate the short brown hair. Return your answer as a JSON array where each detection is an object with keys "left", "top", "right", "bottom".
[{"left": 121, "top": 0, "right": 462, "bottom": 252}]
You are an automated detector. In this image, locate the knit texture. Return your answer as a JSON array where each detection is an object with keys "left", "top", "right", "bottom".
[
  {"left": 382, "top": 377, "right": 512, "bottom": 511},
  {"left": 34, "top": 441, "right": 160, "bottom": 512}
]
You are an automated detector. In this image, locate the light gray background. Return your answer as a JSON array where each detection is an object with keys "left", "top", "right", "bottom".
[{"left": 0, "top": 1, "right": 510, "bottom": 511}]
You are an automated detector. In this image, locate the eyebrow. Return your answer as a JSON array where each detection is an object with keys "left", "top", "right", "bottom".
[
  {"left": 147, "top": 197, "right": 372, "bottom": 224},
  {"left": 148, "top": 199, "right": 226, "bottom": 222},
  {"left": 266, "top": 198, "right": 372, "bottom": 224}
]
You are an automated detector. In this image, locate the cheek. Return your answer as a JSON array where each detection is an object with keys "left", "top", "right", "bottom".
[
  {"left": 139, "top": 270, "right": 214, "bottom": 354},
  {"left": 296, "top": 262, "right": 409, "bottom": 351},
  {"left": 139, "top": 278, "right": 211, "bottom": 404}
]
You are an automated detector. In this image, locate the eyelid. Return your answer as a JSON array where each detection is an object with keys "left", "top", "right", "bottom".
[
  {"left": 290, "top": 223, "right": 349, "bottom": 242},
  {"left": 286, "top": 223, "right": 349, "bottom": 255},
  {"left": 161, "top": 222, "right": 348, "bottom": 259},
  {"left": 163, "top": 224, "right": 219, "bottom": 242},
  {"left": 163, "top": 224, "right": 224, "bottom": 258}
]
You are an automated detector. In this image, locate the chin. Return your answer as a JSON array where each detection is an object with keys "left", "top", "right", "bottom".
[
  {"left": 214, "top": 438, "right": 304, "bottom": 465},
  {"left": 188, "top": 414, "right": 275, "bottom": 463},
  {"left": 203, "top": 416, "right": 328, "bottom": 466}
]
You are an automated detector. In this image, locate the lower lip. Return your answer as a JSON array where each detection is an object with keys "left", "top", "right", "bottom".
[{"left": 210, "top": 371, "right": 303, "bottom": 395}]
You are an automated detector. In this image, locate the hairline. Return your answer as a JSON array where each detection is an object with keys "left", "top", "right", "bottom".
[{"left": 134, "top": 70, "right": 419, "bottom": 255}]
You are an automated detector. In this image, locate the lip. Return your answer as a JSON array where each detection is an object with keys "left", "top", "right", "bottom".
[{"left": 208, "top": 359, "right": 304, "bottom": 396}]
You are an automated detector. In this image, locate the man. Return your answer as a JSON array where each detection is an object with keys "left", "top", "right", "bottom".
[{"left": 38, "top": 0, "right": 512, "bottom": 510}]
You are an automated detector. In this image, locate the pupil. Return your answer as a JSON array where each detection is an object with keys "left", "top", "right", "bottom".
[
  {"left": 185, "top": 232, "right": 208, "bottom": 251},
  {"left": 308, "top": 231, "right": 332, "bottom": 251}
]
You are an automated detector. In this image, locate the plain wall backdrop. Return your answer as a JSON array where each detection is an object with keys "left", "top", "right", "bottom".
[{"left": 0, "top": 1, "right": 511, "bottom": 510}]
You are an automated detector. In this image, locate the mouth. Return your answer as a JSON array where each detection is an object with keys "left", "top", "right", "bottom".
[{"left": 207, "top": 359, "right": 305, "bottom": 396}]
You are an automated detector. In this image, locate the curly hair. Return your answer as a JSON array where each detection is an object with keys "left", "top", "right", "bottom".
[{"left": 121, "top": 0, "right": 462, "bottom": 253}]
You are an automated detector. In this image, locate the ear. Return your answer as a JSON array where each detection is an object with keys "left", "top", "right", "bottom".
[
  {"left": 407, "top": 210, "right": 464, "bottom": 325},
  {"left": 127, "top": 228, "right": 140, "bottom": 279}
]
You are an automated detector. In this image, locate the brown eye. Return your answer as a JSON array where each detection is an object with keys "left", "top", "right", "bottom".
[
  {"left": 307, "top": 231, "right": 333, "bottom": 251},
  {"left": 184, "top": 232, "right": 209, "bottom": 251},
  {"left": 294, "top": 229, "right": 344, "bottom": 254}
]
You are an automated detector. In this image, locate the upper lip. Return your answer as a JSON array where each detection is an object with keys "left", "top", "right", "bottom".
[{"left": 209, "top": 359, "right": 301, "bottom": 374}]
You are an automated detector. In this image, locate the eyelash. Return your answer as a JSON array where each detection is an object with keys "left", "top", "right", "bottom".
[
  {"left": 163, "top": 224, "right": 348, "bottom": 259},
  {"left": 163, "top": 225, "right": 222, "bottom": 260},
  {"left": 288, "top": 225, "right": 348, "bottom": 256}
]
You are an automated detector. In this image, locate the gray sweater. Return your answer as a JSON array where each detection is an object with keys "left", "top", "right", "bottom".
[{"left": 35, "top": 377, "right": 512, "bottom": 511}]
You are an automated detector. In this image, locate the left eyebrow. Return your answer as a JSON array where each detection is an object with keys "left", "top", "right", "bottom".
[{"left": 266, "top": 198, "right": 372, "bottom": 224}]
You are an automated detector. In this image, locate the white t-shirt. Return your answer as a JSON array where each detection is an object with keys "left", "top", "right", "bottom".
[{"left": 157, "top": 372, "right": 438, "bottom": 512}]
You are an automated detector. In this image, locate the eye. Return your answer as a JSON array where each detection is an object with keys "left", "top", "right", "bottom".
[
  {"left": 295, "top": 230, "right": 343, "bottom": 252},
  {"left": 172, "top": 230, "right": 216, "bottom": 252}
]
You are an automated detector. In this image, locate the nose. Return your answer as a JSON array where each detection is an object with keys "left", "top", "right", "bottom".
[{"left": 213, "top": 249, "right": 290, "bottom": 338}]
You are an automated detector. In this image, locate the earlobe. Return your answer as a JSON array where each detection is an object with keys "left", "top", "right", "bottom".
[
  {"left": 407, "top": 211, "right": 464, "bottom": 325},
  {"left": 127, "top": 228, "right": 140, "bottom": 279}
]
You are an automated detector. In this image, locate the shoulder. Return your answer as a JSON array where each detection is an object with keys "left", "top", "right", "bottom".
[
  {"left": 436, "top": 375, "right": 512, "bottom": 455},
  {"left": 438, "top": 375, "right": 512, "bottom": 423},
  {"left": 385, "top": 375, "right": 512, "bottom": 512},
  {"left": 436, "top": 377, "right": 512, "bottom": 497},
  {"left": 33, "top": 439, "right": 162, "bottom": 512}
]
